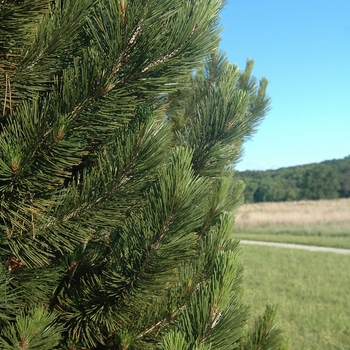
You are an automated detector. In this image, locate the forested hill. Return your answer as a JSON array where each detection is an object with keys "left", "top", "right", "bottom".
[{"left": 235, "top": 156, "right": 350, "bottom": 203}]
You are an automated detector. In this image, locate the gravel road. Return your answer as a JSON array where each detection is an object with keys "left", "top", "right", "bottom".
[{"left": 240, "top": 240, "right": 350, "bottom": 255}]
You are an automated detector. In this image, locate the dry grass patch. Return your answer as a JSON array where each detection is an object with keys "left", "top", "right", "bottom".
[
  {"left": 235, "top": 198, "right": 350, "bottom": 227},
  {"left": 233, "top": 198, "right": 350, "bottom": 249}
]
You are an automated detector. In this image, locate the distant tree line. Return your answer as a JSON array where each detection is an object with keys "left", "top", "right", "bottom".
[{"left": 235, "top": 156, "right": 350, "bottom": 203}]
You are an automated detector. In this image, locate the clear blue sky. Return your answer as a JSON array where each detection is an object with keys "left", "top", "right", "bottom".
[{"left": 220, "top": 0, "right": 350, "bottom": 171}]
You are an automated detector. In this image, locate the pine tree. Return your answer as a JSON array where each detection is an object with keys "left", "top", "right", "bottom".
[{"left": 0, "top": 1, "right": 288, "bottom": 349}]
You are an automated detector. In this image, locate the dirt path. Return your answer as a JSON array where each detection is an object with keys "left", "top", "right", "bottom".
[{"left": 240, "top": 240, "right": 350, "bottom": 255}]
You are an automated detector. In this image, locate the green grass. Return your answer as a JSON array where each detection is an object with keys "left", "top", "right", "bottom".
[
  {"left": 234, "top": 230, "right": 350, "bottom": 249},
  {"left": 241, "top": 244, "right": 350, "bottom": 350}
]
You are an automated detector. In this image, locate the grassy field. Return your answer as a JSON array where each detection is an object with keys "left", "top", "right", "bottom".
[
  {"left": 233, "top": 198, "right": 350, "bottom": 249},
  {"left": 241, "top": 245, "right": 350, "bottom": 350}
]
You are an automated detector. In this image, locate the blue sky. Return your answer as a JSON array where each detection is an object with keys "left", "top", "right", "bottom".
[{"left": 220, "top": 0, "right": 350, "bottom": 171}]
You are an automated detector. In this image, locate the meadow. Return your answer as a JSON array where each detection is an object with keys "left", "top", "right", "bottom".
[
  {"left": 241, "top": 245, "right": 350, "bottom": 350},
  {"left": 235, "top": 198, "right": 350, "bottom": 349},
  {"left": 233, "top": 198, "right": 350, "bottom": 249}
]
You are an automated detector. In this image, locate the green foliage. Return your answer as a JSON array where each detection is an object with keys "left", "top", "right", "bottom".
[
  {"left": 299, "top": 164, "right": 340, "bottom": 200},
  {"left": 0, "top": 0, "right": 287, "bottom": 348},
  {"left": 236, "top": 156, "right": 350, "bottom": 202},
  {"left": 0, "top": 264, "right": 20, "bottom": 327},
  {"left": 0, "top": 306, "right": 64, "bottom": 350},
  {"left": 240, "top": 304, "right": 289, "bottom": 350}
]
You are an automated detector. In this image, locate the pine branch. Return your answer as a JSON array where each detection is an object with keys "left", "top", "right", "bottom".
[{"left": 0, "top": 1, "right": 289, "bottom": 348}]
